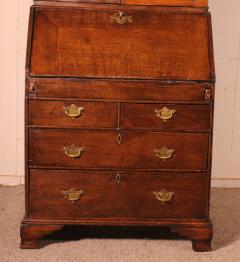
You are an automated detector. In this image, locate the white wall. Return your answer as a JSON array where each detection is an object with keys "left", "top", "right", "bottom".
[
  {"left": 0, "top": 0, "right": 239, "bottom": 187},
  {"left": 0, "top": 0, "right": 32, "bottom": 185},
  {"left": 211, "top": 0, "right": 240, "bottom": 187}
]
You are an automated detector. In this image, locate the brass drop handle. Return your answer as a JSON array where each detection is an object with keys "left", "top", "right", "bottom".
[
  {"left": 155, "top": 107, "right": 176, "bottom": 122},
  {"left": 62, "top": 188, "right": 84, "bottom": 203},
  {"left": 63, "top": 104, "right": 85, "bottom": 119},
  {"left": 154, "top": 146, "right": 175, "bottom": 161},
  {"left": 153, "top": 189, "right": 174, "bottom": 204},
  {"left": 110, "top": 11, "right": 132, "bottom": 25},
  {"left": 63, "top": 144, "right": 84, "bottom": 158}
]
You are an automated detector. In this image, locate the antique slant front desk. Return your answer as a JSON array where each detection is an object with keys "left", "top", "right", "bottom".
[{"left": 20, "top": 0, "right": 215, "bottom": 251}]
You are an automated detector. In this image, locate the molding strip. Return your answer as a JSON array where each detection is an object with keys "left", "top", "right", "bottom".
[
  {"left": 1, "top": 175, "right": 240, "bottom": 187},
  {"left": 211, "top": 178, "right": 240, "bottom": 188},
  {"left": 0, "top": 176, "right": 21, "bottom": 186}
]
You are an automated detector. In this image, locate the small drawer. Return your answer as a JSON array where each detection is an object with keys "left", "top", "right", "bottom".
[
  {"left": 121, "top": 103, "right": 211, "bottom": 131},
  {"left": 29, "top": 129, "right": 209, "bottom": 171},
  {"left": 29, "top": 100, "right": 118, "bottom": 128},
  {"left": 29, "top": 169, "right": 207, "bottom": 219}
]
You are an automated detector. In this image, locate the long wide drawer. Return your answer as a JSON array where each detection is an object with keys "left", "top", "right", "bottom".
[
  {"left": 29, "top": 170, "right": 207, "bottom": 219},
  {"left": 121, "top": 103, "right": 210, "bottom": 131},
  {"left": 29, "top": 129, "right": 209, "bottom": 170},
  {"left": 29, "top": 100, "right": 118, "bottom": 128}
]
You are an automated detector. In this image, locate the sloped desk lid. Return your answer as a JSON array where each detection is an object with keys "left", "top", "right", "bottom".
[{"left": 29, "top": 7, "right": 213, "bottom": 81}]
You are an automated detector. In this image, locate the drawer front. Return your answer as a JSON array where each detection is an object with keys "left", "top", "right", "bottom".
[
  {"left": 29, "top": 79, "right": 213, "bottom": 102},
  {"left": 29, "top": 170, "right": 207, "bottom": 219},
  {"left": 29, "top": 130, "right": 209, "bottom": 170},
  {"left": 31, "top": 8, "right": 211, "bottom": 80},
  {"left": 121, "top": 103, "right": 210, "bottom": 131},
  {"left": 29, "top": 100, "right": 118, "bottom": 128}
]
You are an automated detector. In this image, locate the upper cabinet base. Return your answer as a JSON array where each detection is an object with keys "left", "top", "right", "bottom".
[{"left": 34, "top": 0, "right": 208, "bottom": 7}]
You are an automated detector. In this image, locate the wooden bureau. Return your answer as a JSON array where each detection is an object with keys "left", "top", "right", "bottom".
[{"left": 20, "top": 0, "right": 215, "bottom": 251}]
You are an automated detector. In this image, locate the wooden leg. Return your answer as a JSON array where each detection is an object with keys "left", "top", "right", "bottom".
[
  {"left": 171, "top": 221, "right": 213, "bottom": 252},
  {"left": 192, "top": 240, "right": 212, "bottom": 252},
  {"left": 20, "top": 223, "right": 64, "bottom": 249}
]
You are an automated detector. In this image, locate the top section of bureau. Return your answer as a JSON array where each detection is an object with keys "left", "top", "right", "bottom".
[
  {"left": 28, "top": 3, "right": 213, "bottom": 81},
  {"left": 33, "top": 0, "right": 208, "bottom": 7}
]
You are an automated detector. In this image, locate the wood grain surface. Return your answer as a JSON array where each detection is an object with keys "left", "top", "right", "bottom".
[
  {"left": 30, "top": 8, "right": 211, "bottom": 80},
  {"left": 29, "top": 129, "right": 209, "bottom": 170},
  {"left": 29, "top": 100, "right": 118, "bottom": 128},
  {"left": 29, "top": 169, "right": 208, "bottom": 219},
  {"left": 28, "top": 79, "right": 213, "bottom": 102},
  {"left": 21, "top": 2, "right": 214, "bottom": 251}
]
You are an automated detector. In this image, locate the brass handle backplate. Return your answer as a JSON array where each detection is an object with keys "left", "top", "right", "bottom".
[
  {"left": 154, "top": 146, "right": 175, "bottom": 161},
  {"left": 62, "top": 188, "right": 84, "bottom": 203},
  {"left": 153, "top": 189, "right": 174, "bottom": 204},
  {"left": 63, "top": 144, "right": 84, "bottom": 158},
  {"left": 110, "top": 11, "right": 132, "bottom": 24},
  {"left": 63, "top": 104, "right": 85, "bottom": 119},
  {"left": 155, "top": 107, "right": 176, "bottom": 122}
]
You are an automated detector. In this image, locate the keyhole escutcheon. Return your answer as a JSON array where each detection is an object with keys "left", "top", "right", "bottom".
[
  {"left": 115, "top": 173, "right": 121, "bottom": 185},
  {"left": 117, "top": 133, "right": 122, "bottom": 144}
]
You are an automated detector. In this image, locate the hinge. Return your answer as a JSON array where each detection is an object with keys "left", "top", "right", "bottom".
[
  {"left": 205, "top": 88, "right": 211, "bottom": 100},
  {"left": 28, "top": 82, "right": 36, "bottom": 94}
]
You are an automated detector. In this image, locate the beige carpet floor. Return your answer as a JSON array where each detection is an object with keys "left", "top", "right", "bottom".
[{"left": 0, "top": 186, "right": 240, "bottom": 262}]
